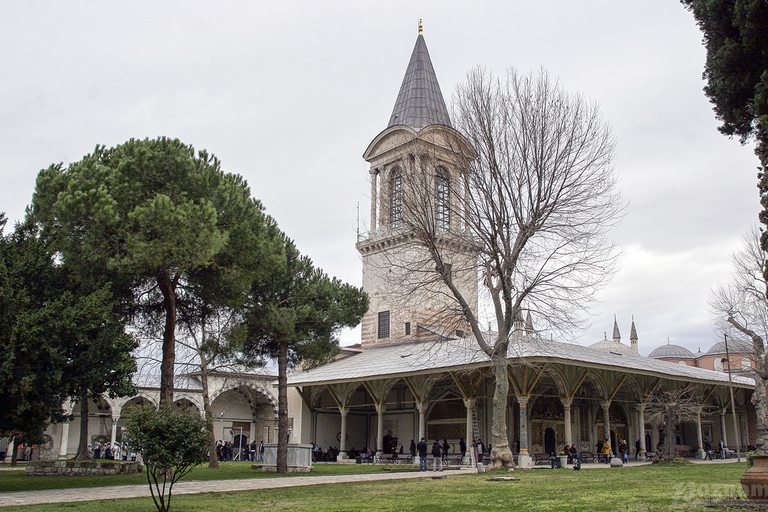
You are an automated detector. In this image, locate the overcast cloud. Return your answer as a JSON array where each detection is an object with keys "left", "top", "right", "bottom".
[{"left": 0, "top": 1, "right": 761, "bottom": 356}]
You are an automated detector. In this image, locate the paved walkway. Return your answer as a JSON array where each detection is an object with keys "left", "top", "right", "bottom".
[
  {"left": 0, "top": 468, "right": 476, "bottom": 508},
  {"left": 0, "top": 458, "right": 744, "bottom": 508}
]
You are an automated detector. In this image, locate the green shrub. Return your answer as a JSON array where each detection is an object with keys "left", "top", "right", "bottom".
[{"left": 123, "top": 404, "right": 209, "bottom": 512}]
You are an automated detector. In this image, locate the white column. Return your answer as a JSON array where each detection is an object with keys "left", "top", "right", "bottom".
[
  {"left": 417, "top": 401, "right": 427, "bottom": 444},
  {"left": 110, "top": 417, "right": 119, "bottom": 457},
  {"left": 337, "top": 407, "right": 349, "bottom": 460},
  {"left": 561, "top": 398, "right": 573, "bottom": 446},
  {"left": 742, "top": 410, "right": 750, "bottom": 448},
  {"left": 637, "top": 404, "right": 646, "bottom": 460},
  {"left": 463, "top": 399, "right": 475, "bottom": 463},
  {"left": 375, "top": 404, "right": 386, "bottom": 456},
  {"left": 720, "top": 409, "right": 729, "bottom": 448},
  {"left": 601, "top": 400, "right": 612, "bottom": 456},
  {"left": 517, "top": 396, "right": 530, "bottom": 467},
  {"left": 696, "top": 408, "right": 705, "bottom": 459},
  {"left": 58, "top": 421, "right": 71, "bottom": 459}
]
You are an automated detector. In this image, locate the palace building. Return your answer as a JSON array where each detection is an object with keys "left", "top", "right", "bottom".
[
  {"left": 3, "top": 26, "right": 756, "bottom": 466},
  {"left": 282, "top": 26, "right": 756, "bottom": 467}
]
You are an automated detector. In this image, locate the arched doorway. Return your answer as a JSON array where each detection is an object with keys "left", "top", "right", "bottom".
[{"left": 544, "top": 428, "right": 556, "bottom": 455}]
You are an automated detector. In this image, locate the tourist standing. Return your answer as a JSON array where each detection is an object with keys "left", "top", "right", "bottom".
[
  {"left": 432, "top": 440, "right": 443, "bottom": 471},
  {"left": 417, "top": 438, "right": 428, "bottom": 471}
]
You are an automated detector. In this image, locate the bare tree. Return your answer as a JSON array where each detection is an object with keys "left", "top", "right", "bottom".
[
  {"left": 710, "top": 225, "right": 768, "bottom": 452},
  {"left": 644, "top": 386, "right": 701, "bottom": 461},
  {"left": 176, "top": 306, "right": 244, "bottom": 469},
  {"left": 382, "top": 66, "right": 623, "bottom": 469}
]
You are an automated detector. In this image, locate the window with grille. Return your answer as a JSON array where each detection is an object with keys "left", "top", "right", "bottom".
[
  {"left": 405, "top": 322, "right": 411, "bottom": 335},
  {"left": 378, "top": 311, "right": 390, "bottom": 339},
  {"left": 390, "top": 170, "right": 403, "bottom": 229},
  {"left": 435, "top": 167, "right": 450, "bottom": 231}
]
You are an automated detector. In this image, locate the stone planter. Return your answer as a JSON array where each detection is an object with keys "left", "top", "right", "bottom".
[
  {"left": 259, "top": 444, "right": 313, "bottom": 473},
  {"left": 742, "top": 455, "right": 768, "bottom": 500}
]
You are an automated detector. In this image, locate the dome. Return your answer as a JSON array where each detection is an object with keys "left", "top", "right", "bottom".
[
  {"left": 648, "top": 343, "right": 695, "bottom": 359},
  {"left": 589, "top": 338, "right": 638, "bottom": 356},
  {"left": 706, "top": 340, "right": 752, "bottom": 355}
]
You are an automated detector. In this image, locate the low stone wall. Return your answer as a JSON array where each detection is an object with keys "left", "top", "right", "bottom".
[
  {"left": 260, "top": 444, "right": 313, "bottom": 473},
  {"left": 24, "top": 460, "right": 142, "bottom": 477}
]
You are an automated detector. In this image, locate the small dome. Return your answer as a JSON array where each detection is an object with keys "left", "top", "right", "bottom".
[
  {"left": 589, "top": 338, "right": 638, "bottom": 356},
  {"left": 707, "top": 340, "right": 752, "bottom": 355},
  {"left": 648, "top": 343, "right": 695, "bottom": 359}
]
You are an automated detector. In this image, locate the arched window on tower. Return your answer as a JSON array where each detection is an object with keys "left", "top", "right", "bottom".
[
  {"left": 390, "top": 169, "right": 403, "bottom": 229},
  {"left": 435, "top": 167, "right": 450, "bottom": 231}
]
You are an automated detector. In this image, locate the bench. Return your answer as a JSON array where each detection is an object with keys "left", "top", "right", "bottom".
[
  {"left": 579, "top": 452, "right": 595, "bottom": 463},
  {"left": 533, "top": 453, "right": 550, "bottom": 465},
  {"left": 374, "top": 454, "right": 412, "bottom": 464}
]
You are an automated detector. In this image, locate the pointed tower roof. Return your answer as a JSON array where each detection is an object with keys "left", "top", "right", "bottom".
[
  {"left": 387, "top": 22, "right": 452, "bottom": 130},
  {"left": 612, "top": 315, "right": 621, "bottom": 343},
  {"left": 630, "top": 317, "right": 638, "bottom": 342}
]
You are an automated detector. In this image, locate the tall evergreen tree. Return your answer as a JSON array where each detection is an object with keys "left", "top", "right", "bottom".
[
  {"left": 32, "top": 137, "right": 276, "bottom": 404},
  {"left": 0, "top": 216, "right": 68, "bottom": 461},
  {"left": 238, "top": 235, "right": 368, "bottom": 473}
]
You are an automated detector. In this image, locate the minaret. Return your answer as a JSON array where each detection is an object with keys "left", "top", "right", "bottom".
[
  {"left": 630, "top": 316, "right": 638, "bottom": 353},
  {"left": 356, "top": 22, "right": 477, "bottom": 348},
  {"left": 612, "top": 315, "right": 621, "bottom": 344}
]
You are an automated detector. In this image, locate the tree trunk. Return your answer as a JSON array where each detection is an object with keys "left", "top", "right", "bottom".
[
  {"left": 489, "top": 350, "right": 515, "bottom": 469},
  {"left": 663, "top": 420, "right": 676, "bottom": 461},
  {"left": 9, "top": 437, "right": 17, "bottom": 467},
  {"left": 277, "top": 338, "right": 289, "bottom": 474},
  {"left": 157, "top": 270, "right": 176, "bottom": 405},
  {"left": 199, "top": 363, "right": 219, "bottom": 468},
  {"left": 73, "top": 397, "right": 91, "bottom": 460},
  {"left": 752, "top": 358, "right": 768, "bottom": 453}
]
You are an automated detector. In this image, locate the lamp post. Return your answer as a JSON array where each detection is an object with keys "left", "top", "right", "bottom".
[{"left": 724, "top": 333, "right": 742, "bottom": 462}]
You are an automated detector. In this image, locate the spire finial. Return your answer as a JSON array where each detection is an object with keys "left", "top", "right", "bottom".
[{"left": 419, "top": 19, "right": 423, "bottom": 35}]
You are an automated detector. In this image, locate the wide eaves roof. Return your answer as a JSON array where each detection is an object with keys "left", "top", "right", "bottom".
[{"left": 287, "top": 335, "right": 754, "bottom": 389}]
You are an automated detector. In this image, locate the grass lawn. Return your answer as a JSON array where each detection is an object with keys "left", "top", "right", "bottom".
[
  {"left": 0, "top": 462, "right": 383, "bottom": 493},
  {"left": 0, "top": 462, "right": 754, "bottom": 511}
]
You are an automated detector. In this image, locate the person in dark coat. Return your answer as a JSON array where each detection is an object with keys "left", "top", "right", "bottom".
[
  {"left": 432, "top": 440, "right": 443, "bottom": 471},
  {"left": 417, "top": 438, "right": 428, "bottom": 471}
]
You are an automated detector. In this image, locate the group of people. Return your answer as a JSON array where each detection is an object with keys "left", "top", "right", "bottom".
[
  {"left": 215, "top": 439, "right": 264, "bottom": 462},
  {"left": 414, "top": 438, "right": 470, "bottom": 471},
  {"left": 703, "top": 438, "right": 729, "bottom": 460}
]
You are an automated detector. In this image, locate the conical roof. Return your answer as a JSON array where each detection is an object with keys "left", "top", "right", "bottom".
[
  {"left": 612, "top": 316, "right": 621, "bottom": 342},
  {"left": 630, "top": 318, "right": 638, "bottom": 341},
  {"left": 387, "top": 31, "right": 452, "bottom": 130}
]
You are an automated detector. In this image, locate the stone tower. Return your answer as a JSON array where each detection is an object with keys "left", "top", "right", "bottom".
[{"left": 356, "top": 24, "right": 478, "bottom": 349}]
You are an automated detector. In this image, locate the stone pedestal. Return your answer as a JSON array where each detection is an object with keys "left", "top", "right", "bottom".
[{"left": 261, "top": 444, "right": 313, "bottom": 473}]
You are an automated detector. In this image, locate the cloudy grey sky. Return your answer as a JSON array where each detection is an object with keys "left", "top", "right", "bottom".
[{"left": 1, "top": 1, "right": 760, "bottom": 355}]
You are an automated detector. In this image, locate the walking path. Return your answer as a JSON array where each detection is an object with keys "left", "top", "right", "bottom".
[
  {"left": 0, "top": 468, "right": 476, "bottom": 508},
  {"left": 0, "top": 458, "right": 743, "bottom": 508}
]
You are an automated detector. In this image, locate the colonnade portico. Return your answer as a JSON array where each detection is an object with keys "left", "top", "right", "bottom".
[
  {"left": 288, "top": 336, "right": 756, "bottom": 467},
  {"left": 10, "top": 373, "right": 281, "bottom": 463}
]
